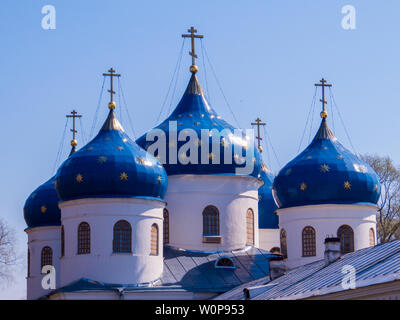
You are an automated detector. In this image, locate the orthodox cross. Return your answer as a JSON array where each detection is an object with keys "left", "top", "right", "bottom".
[
  {"left": 182, "top": 26, "right": 204, "bottom": 67},
  {"left": 103, "top": 68, "right": 121, "bottom": 103},
  {"left": 251, "top": 117, "right": 266, "bottom": 152},
  {"left": 66, "top": 110, "right": 82, "bottom": 143},
  {"left": 314, "top": 78, "right": 332, "bottom": 117}
]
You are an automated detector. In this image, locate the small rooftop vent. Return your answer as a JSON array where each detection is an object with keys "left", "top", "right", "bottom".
[{"left": 215, "top": 257, "right": 236, "bottom": 269}]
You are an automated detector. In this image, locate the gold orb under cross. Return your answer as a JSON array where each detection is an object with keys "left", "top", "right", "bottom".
[
  {"left": 71, "top": 139, "right": 78, "bottom": 147},
  {"left": 108, "top": 101, "right": 116, "bottom": 110},
  {"left": 190, "top": 65, "right": 199, "bottom": 73},
  {"left": 320, "top": 110, "right": 328, "bottom": 119}
]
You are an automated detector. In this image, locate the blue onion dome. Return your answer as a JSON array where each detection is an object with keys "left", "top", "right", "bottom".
[
  {"left": 273, "top": 117, "right": 381, "bottom": 209},
  {"left": 24, "top": 176, "right": 61, "bottom": 229},
  {"left": 258, "top": 163, "right": 278, "bottom": 229},
  {"left": 136, "top": 74, "right": 262, "bottom": 177},
  {"left": 55, "top": 109, "right": 168, "bottom": 201}
]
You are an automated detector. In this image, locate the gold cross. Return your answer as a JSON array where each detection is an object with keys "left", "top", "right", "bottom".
[
  {"left": 315, "top": 78, "right": 332, "bottom": 118},
  {"left": 251, "top": 117, "right": 266, "bottom": 152},
  {"left": 182, "top": 26, "right": 204, "bottom": 72},
  {"left": 66, "top": 110, "right": 82, "bottom": 146},
  {"left": 103, "top": 68, "right": 121, "bottom": 103}
]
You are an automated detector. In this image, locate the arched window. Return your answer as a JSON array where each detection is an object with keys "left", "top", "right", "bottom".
[
  {"left": 215, "top": 257, "right": 235, "bottom": 268},
  {"left": 150, "top": 224, "right": 159, "bottom": 255},
  {"left": 369, "top": 228, "right": 375, "bottom": 247},
  {"left": 337, "top": 225, "right": 354, "bottom": 254},
  {"left": 41, "top": 246, "right": 53, "bottom": 269},
  {"left": 246, "top": 208, "right": 254, "bottom": 246},
  {"left": 61, "top": 225, "right": 65, "bottom": 257},
  {"left": 77, "top": 222, "right": 90, "bottom": 254},
  {"left": 203, "top": 205, "right": 220, "bottom": 236},
  {"left": 163, "top": 209, "right": 169, "bottom": 245},
  {"left": 270, "top": 247, "right": 281, "bottom": 254},
  {"left": 280, "top": 229, "right": 287, "bottom": 258},
  {"left": 27, "top": 249, "right": 30, "bottom": 278},
  {"left": 113, "top": 220, "right": 132, "bottom": 253},
  {"left": 302, "top": 226, "right": 316, "bottom": 257}
]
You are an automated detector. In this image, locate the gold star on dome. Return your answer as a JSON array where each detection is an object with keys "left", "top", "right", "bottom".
[
  {"left": 320, "top": 164, "right": 330, "bottom": 173},
  {"left": 120, "top": 172, "right": 128, "bottom": 181},
  {"left": 188, "top": 114, "right": 193, "bottom": 117},
  {"left": 344, "top": 181, "right": 351, "bottom": 190},
  {"left": 157, "top": 176, "right": 162, "bottom": 184},
  {"left": 322, "top": 146, "right": 328, "bottom": 150},
  {"left": 122, "top": 138, "right": 128, "bottom": 142},
  {"left": 374, "top": 184, "right": 379, "bottom": 192},
  {"left": 201, "top": 114, "right": 205, "bottom": 118},
  {"left": 76, "top": 174, "right": 83, "bottom": 183},
  {"left": 98, "top": 156, "right": 107, "bottom": 164},
  {"left": 300, "top": 183, "right": 307, "bottom": 191},
  {"left": 117, "top": 146, "right": 123, "bottom": 151},
  {"left": 41, "top": 205, "right": 47, "bottom": 213},
  {"left": 337, "top": 155, "right": 343, "bottom": 160}
]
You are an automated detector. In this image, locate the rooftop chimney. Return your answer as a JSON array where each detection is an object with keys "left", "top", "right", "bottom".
[
  {"left": 324, "top": 237, "right": 341, "bottom": 265},
  {"left": 269, "top": 255, "right": 286, "bottom": 281}
]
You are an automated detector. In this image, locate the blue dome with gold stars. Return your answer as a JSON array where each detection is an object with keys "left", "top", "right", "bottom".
[
  {"left": 136, "top": 74, "right": 262, "bottom": 177},
  {"left": 273, "top": 117, "right": 381, "bottom": 209},
  {"left": 24, "top": 176, "right": 61, "bottom": 229},
  {"left": 258, "top": 164, "right": 278, "bottom": 229},
  {"left": 55, "top": 110, "right": 168, "bottom": 201}
]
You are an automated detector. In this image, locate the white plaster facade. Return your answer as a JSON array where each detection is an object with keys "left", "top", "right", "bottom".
[
  {"left": 278, "top": 203, "right": 377, "bottom": 269},
  {"left": 25, "top": 226, "right": 61, "bottom": 300},
  {"left": 59, "top": 197, "right": 165, "bottom": 287},
  {"left": 165, "top": 174, "right": 262, "bottom": 251},
  {"left": 258, "top": 229, "right": 280, "bottom": 252}
]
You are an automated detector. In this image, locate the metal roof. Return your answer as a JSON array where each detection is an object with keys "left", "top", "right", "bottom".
[
  {"left": 48, "top": 246, "right": 274, "bottom": 297},
  {"left": 215, "top": 240, "right": 400, "bottom": 300}
]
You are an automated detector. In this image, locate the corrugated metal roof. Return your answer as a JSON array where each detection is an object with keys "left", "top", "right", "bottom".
[
  {"left": 49, "top": 246, "right": 274, "bottom": 297},
  {"left": 215, "top": 240, "right": 400, "bottom": 300}
]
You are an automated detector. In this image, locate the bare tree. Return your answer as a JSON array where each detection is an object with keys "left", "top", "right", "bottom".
[
  {"left": 361, "top": 154, "right": 400, "bottom": 243},
  {"left": 0, "top": 218, "right": 17, "bottom": 282}
]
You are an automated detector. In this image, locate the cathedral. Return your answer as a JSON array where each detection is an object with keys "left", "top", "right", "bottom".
[{"left": 23, "top": 27, "right": 382, "bottom": 300}]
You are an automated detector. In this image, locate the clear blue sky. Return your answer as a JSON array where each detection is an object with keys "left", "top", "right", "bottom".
[{"left": 1, "top": 0, "right": 399, "bottom": 299}]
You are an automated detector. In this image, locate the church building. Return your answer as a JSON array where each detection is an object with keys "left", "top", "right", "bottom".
[{"left": 23, "top": 27, "right": 382, "bottom": 300}]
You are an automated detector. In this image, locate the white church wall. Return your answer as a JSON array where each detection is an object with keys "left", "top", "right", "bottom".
[
  {"left": 258, "top": 228, "right": 280, "bottom": 252},
  {"left": 59, "top": 197, "right": 165, "bottom": 287},
  {"left": 26, "top": 226, "right": 61, "bottom": 300},
  {"left": 278, "top": 204, "right": 377, "bottom": 269},
  {"left": 165, "top": 175, "right": 262, "bottom": 251}
]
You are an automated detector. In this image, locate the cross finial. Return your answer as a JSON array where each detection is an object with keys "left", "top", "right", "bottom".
[
  {"left": 314, "top": 78, "right": 332, "bottom": 119},
  {"left": 182, "top": 26, "right": 204, "bottom": 73},
  {"left": 251, "top": 117, "right": 266, "bottom": 153},
  {"left": 103, "top": 67, "right": 121, "bottom": 109},
  {"left": 66, "top": 110, "right": 82, "bottom": 149}
]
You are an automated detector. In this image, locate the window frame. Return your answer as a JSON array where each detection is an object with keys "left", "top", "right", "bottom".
[
  {"left": 280, "top": 229, "right": 288, "bottom": 259},
  {"left": 302, "top": 226, "right": 316, "bottom": 257},
  {"left": 113, "top": 220, "right": 132, "bottom": 253},
  {"left": 337, "top": 224, "right": 355, "bottom": 254},
  {"left": 163, "top": 209, "right": 169, "bottom": 245},
  {"left": 77, "top": 222, "right": 91, "bottom": 255},
  {"left": 150, "top": 223, "right": 159, "bottom": 256},
  {"left": 41, "top": 246, "right": 53, "bottom": 270},
  {"left": 246, "top": 208, "right": 255, "bottom": 246}
]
